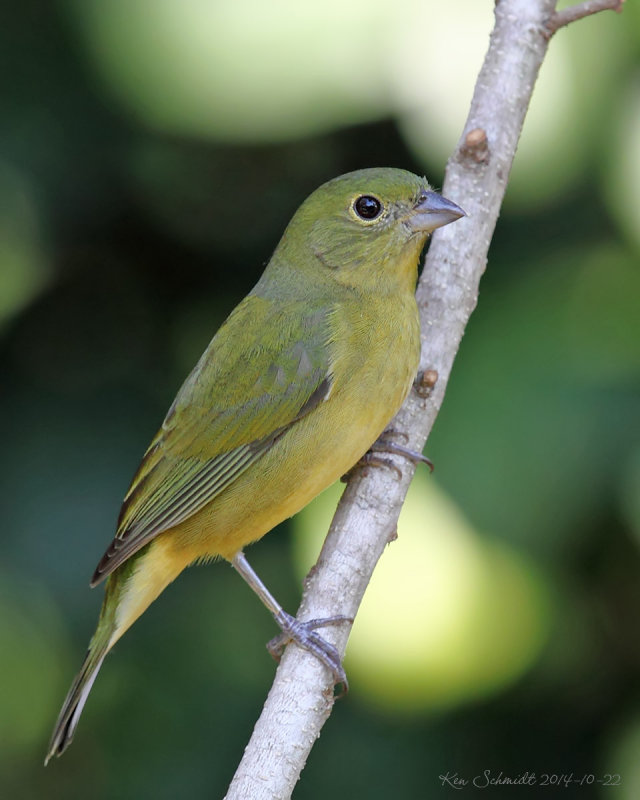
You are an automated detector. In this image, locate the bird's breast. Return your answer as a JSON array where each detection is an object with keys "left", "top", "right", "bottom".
[
  {"left": 166, "top": 290, "right": 421, "bottom": 560},
  {"left": 329, "top": 290, "right": 421, "bottom": 416}
]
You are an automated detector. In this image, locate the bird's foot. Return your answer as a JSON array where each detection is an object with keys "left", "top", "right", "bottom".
[
  {"left": 373, "top": 429, "right": 434, "bottom": 473},
  {"left": 341, "top": 428, "right": 433, "bottom": 482},
  {"left": 268, "top": 611, "right": 352, "bottom": 693}
]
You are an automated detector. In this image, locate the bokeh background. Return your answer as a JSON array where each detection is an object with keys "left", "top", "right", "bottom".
[{"left": 1, "top": 1, "right": 639, "bottom": 797}]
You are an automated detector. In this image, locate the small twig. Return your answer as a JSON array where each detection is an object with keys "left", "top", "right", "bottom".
[{"left": 544, "top": 0, "right": 624, "bottom": 37}]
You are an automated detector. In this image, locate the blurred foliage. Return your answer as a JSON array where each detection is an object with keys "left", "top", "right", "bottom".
[
  {"left": 295, "top": 476, "right": 552, "bottom": 712},
  {"left": 0, "top": 1, "right": 638, "bottom": 798}
]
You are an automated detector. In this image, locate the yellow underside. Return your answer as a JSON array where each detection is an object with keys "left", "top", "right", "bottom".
[{"left": 111, "top": 286, "right": 421, "bottom": 643}]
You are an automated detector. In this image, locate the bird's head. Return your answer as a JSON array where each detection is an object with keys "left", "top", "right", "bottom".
[{"left": 270, "top": 167, "right": 465, "bottom": 295}]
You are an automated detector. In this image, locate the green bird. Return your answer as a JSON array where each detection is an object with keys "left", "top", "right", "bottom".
[{"left": 46, "top": 167, "right": 465, "bottom": 763}]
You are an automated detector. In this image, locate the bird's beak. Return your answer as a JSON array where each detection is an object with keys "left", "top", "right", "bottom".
[{"left": 408, "top": 190, "right": 466, "bottom": 233}]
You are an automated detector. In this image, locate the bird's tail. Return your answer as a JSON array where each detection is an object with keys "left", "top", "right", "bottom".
[
  {"left": 45, "top": 625, "right": 111, "bottom": 764},
  {"left": 45, "top": 538, "right": 188, "bottom": 764}
]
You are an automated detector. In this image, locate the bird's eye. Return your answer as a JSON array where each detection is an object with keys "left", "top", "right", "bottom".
[{"left": 353, "top": 195, "right": 383, "bottom": 220}]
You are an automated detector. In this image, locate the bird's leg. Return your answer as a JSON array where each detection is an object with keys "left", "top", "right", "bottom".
[
  {"left": 342, "top": 428, "right": 433, "bottom": 482},
  {"left": 231, "top": 551, "right": 351, "bottom": 691}
]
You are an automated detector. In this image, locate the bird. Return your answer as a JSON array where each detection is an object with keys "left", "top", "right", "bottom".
[{"left": 45, "top": 167, "right": 465, "bottom": 763}]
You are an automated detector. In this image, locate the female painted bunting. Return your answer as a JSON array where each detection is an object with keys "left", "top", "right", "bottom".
[{"left": 46, "top": 167, "right": 464, "bottom": 762}]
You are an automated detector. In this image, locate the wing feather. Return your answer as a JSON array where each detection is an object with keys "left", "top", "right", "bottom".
[{"left": 91, "top": 295, "right": 333, "bottom": 585}]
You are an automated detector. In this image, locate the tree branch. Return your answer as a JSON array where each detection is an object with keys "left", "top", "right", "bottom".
[
  {"left": 544, "top": 0, "right": 624, "bottom": 37},
  {"left": 224, "top": 1, "right": 623, "bottom": 797}
]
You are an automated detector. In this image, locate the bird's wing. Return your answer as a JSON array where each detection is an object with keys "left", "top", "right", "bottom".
[{"left": 91, "top": 294, "right": 334, "bottom": 585}]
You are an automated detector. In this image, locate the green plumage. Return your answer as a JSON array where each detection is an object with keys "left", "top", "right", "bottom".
[{"left": 46, "top": 168, "right": 465, "bottom": 763}]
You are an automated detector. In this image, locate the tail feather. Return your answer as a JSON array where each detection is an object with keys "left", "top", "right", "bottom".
[
  {"left": 46, "top": 538, "right": 187, "bottom": 764},
  {"left": 45, "top": 641, "right": 109, "bottom": 764}
]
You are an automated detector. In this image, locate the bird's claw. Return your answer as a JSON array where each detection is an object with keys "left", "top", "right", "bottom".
[
  {"left": 342, "top": 450, "right": 405, "bottom": 480},
  {"left": 377, "top": 439, "right": 434, "bottom": 473},
  {"left": 341, "top": 429, "right": 433, "bottom": 482},
  {"left": 268, "top": 611, "right": 352, "bottom": 693}
]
